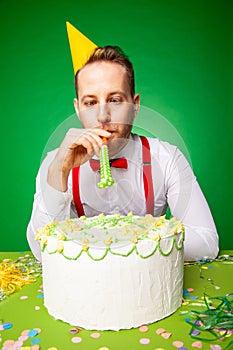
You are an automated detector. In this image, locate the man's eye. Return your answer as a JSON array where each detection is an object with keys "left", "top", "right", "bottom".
[
  {"left": 109, "top": 97, "right": 121, "bottom": 104},
  {"left": 84, "top": 101, "right": 96, "bottom": 107}
]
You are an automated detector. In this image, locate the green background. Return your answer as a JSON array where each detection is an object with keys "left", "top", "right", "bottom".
[{"left": 0, "top": 0, "right": 232, "bottom": 252}]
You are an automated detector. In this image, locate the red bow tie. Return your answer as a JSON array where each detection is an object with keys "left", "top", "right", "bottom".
[{"left": 89, "top": 158, "right": 128, "bottom": 171}]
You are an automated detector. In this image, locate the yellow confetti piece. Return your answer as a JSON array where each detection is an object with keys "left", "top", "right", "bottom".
[{"left": 201, "top": 266, "right": 208, "bottom": 270}]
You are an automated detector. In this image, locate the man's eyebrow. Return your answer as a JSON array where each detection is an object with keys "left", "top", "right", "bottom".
[
  {"left": 80, "top": 95, "right": 96, "bottom": 103},
  {"left": 108, "top": 91, "right": 128, "bottom": 98}
]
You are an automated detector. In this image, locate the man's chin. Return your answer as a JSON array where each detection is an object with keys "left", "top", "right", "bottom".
[{"left": 107, "top": 134, "right": 130, "bottom": 157}]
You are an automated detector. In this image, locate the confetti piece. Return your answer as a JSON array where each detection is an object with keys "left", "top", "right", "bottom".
[
  {"left": 139, "top": 325, "right": 148, "bottom": 332},
  {"left": 201, "top": 266, "right": 208, "bottom": 270},
  {"left": 3, "top": 322, "right": 13, "bottom": 330},
  {"left": 191, "top": 329, "right": 201, "bottom": 336},
  {"left": 21, "top": 330, "right": 30, "bottom": 336},
  {"left": 28, "top": 329, "right": 39, "bottom": 337},
  {"left": 172, "top": 341, "right": 184, "bottom": 347},
  {"left": 210, "top": 345, "right": 222, "bottom": 350},
  {"left": 187, "top": 288, "right": 194, "bottom": 292},
  {"left": 69, "top": 328, "right": 79, "bottom": 334},
  {"left": 31, "top": 345, "right": 40, "bottom": 350},
  {"left": 14, "top": 340, "right": 23, "bottom": 347},
  {"left": 31, "top": 338, "right": 41, "bottom": 345},
  {"left": 48, "top": 348, "right": 58, "bottom": 350},
  {"left": 33, "top": 328, "right": 41, "bottom": 334},
  {"left": 35, "top": 306, "right": 40, "bottom": 311},
  {"left": 3, "top": 340, "right": 15, "bottom": 346},
  {"left": 192, "top": 341, "right": 203, "bottom": 348},
  {"left": 179, "top": 311, "right": 189, "bottom": 315},
  {"left": 71, "top": 336, "right": 82, "bottom": 343},
  {"left": 215, "top": 286, "right": 221, "bottom": 290},
  {"left": 139, "top": 338, "right": 150, "bottom": 344},
  {"left": 98, "top": 347, "right": 109, "bottom": 350},
  {"left": 18, "top": 335, "right": 29, "bottom": 342},
  {"left": 154, "top": 348, "right": 165, "bottom": 350},
  {"left": 37, "top": 294, "right": 44, "bottom": 298},
  {"left": 156, "top": 328, "right": 166, "bottom": 334},
  {"left": 20, "top": 295, "right": 29, "bottom": 300},
  {"left": 90, "top": 332, "right": 101, "bottom": 338},
  {"left": 161, "top": 332, "right": 172, "bottom": 339}
]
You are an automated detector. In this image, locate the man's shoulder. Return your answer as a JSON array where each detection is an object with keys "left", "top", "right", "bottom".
[{"left": 133, "top": 134, "right": 178, "bottom": 156}]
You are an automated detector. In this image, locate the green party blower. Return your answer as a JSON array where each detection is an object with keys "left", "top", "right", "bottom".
[{"left": 98, "top": 138, "right": 114, "bottom": 188}]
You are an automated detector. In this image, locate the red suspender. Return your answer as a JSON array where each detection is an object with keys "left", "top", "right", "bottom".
[
  {"left": 140, "top": 136, "right": 154, "bottom": 215},
  {"left": 72, "top": 136, "right": 154, "bottom": 216},
  {"left": 72, "top": 166, "right": 85, "bottom": 217}
]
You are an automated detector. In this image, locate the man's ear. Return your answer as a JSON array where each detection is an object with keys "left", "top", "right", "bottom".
[
  {"left": 133, "top": 94, "right": 140, "bottom": 116},
  {"left": 73, "top": 98, "right": 80, "bottom": 119}
]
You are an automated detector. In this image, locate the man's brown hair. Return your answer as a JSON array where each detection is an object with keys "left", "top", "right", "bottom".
[{"left": 74, "top": 46, "right": 135, "bottom": 98}]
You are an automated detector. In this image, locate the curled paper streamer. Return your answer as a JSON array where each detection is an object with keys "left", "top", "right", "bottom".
[
  {"left": 98, "top": 138, "right": 114, "bottom": 188},
  {"left": 186, "top": 293, "right": 233, "bottom": 347},
  {"left": 0, "top": 255, "right": 41, "bottom": 301}
]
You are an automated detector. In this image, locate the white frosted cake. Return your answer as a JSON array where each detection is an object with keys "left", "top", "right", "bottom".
[{"left": 36, "top": 213, "right": 185, "bottom": 330}]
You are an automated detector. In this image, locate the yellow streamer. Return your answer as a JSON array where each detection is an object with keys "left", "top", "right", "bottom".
[{"left": 0, "top": 259, "right": 35, "bottom": 295}]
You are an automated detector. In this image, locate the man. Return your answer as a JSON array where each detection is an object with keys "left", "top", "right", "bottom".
[{"left": 27, "top": 46, "right": 219, "bottom": 261}]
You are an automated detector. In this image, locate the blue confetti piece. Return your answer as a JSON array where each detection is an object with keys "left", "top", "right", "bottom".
[
  {"left": 37, "top": 294, "right": 44, "bottom": 299},
  {"left": 190, "top": 296, "right": 198, "bottom": 300},
  {"left": 28, "top": 329, "right": 39, "bottom": 337},
  {"left": 185, "top": 317, "right": 191, "bottom": 322},
  {"left": 3, "top": 322, "right": 13, "bottom": 330},
  {"left": 31, "top": 338, "right": 41, "bottom": 345}
]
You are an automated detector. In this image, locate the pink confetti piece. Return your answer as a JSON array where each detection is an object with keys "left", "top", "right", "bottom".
[
  {"left": 139, "top": 338, "right": 150, "bottom": 344},
  {"left": 35, "top": 306, "right": 40, "bottom": 311},
  {"left": 139, "top": 325, "right": 148, "bottom": 332},
  {"left": 192, "top": 341, "right": 203, "bottom": 348},
  {"left": 156, "top": 328, "right": 166, "bottom": 334},
  {"left": 161, "top": 332, "right": 172, "bottom": 339},
  {"left": 210, "top": 345, "right": 222, "bottom": 350},
  {"left": 172, "top": 340, "right": 184, "bottom": 347},
  {"left": 33, "top": 327, "right": 41, "bottom": 333},
  {"left": 20, "top": 295, "right": 28, "bottom": 300},
  {"left": 215, "top": 286, "right": 221, "bottom": 290},
  {"left": 187, "top": 288, "right": 194, "bottom": 292},
  {"left": 3, "top": 340, "right": 15, "bottom": 347},
  {"left": 14, "top": 340, "right": 23, "bottom": 347},
  {"left": 31, "top": 345, "right": 40, "bottom": 350},
  {"left": 21, "top": 329, "right": 30, "bottom": 336},
  {"left": 18, "top": 335, "right": 29, "bottom": 342},
  {"left": 71, "top": 336, "right": 82, "bottom": 343},
  {"left": 91, "top": 332, "right": 101, "bottom": 339}
]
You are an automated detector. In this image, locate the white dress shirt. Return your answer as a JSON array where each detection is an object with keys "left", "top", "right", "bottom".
[{"left": 27, "top": 134, "right": 219, "bottom": 261}]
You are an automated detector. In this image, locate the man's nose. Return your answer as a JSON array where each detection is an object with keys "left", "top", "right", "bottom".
[{"left": 97, "top": 103, "right": 111, "bottom": 124}]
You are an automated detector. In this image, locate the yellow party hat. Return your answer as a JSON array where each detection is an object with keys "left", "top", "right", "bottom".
[{"left": 66, "top": 21, "right": 97, "bottom": 74}]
